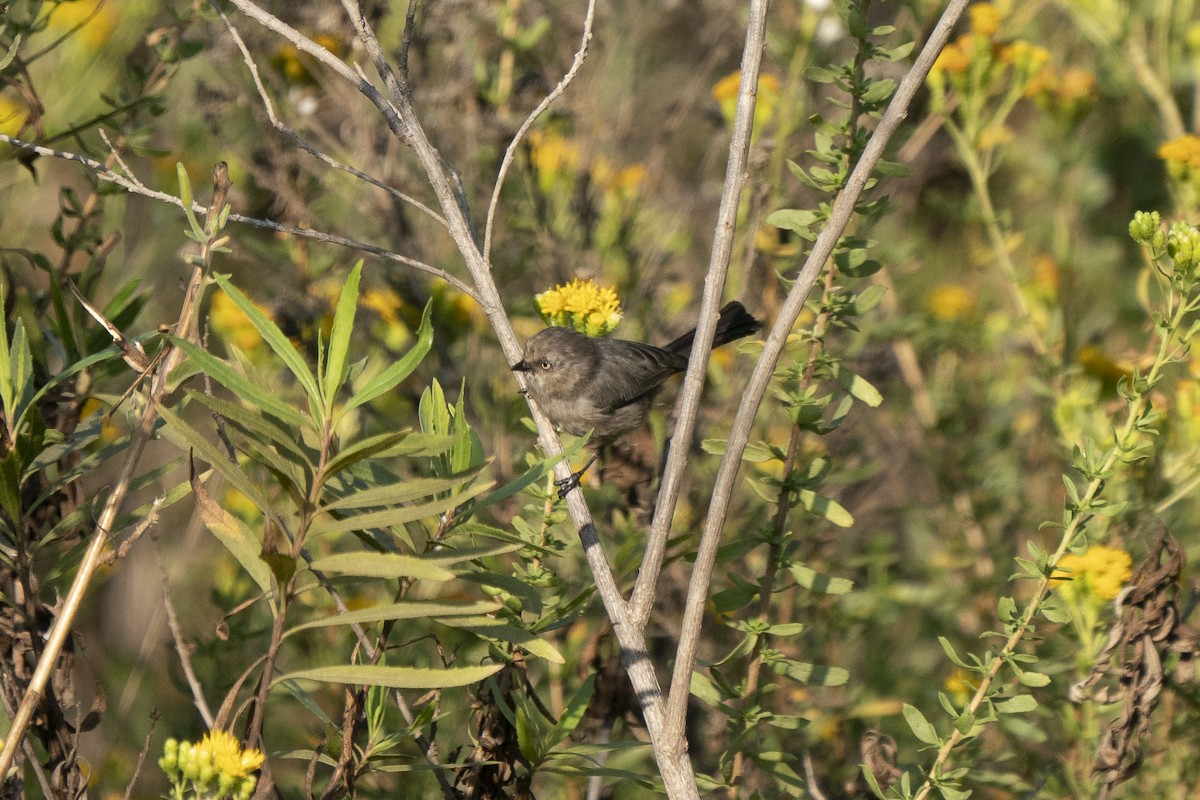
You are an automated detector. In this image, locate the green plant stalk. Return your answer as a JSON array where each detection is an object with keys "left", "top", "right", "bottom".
[
  {"left": 910, "top": 271, "right": 1199, "bottom": 800},
  {"left": 943, "top": 117, "right": 1051, "bottom": 359}
]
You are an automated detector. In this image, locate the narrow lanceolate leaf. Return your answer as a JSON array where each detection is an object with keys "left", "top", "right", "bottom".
[
  {"left": 321, "top": 467, "right": 486, "bottom": 512},
  {"left": 548, "top": 675, "right": 596, "bottom": 748},
  {"left": 474, "top": 436, "right": 585, "bottom": 509},
  {"left": 171, "top": 338, "right": 309, "bottom": 429},
  {"left": 309, "top": 479, "right": 493, "bottom": 537},
  {"left": 279, "top": 663, "right": 503, "bottom": 689},
  {"left": 284, "top": 600, "right": 502, "bottom": 637},
  {"left": 322, "top": 430, "right": 414, "bottom": 478},
  {"left": 345, "top": 300, "right": 434, "bottom": 414},
  {"left": 185, "top": 390, "right": 312, "bottom": 467},
  {"left": 308, "top": 552, "right": 455, "bottom": 581},
  {"left": 212, "top": 274, "right": 321, "bottom": 410},
  {"left": 323, "top": 261, "right": 362, "bottom": 411},
  {"left": 191, "top": 464, "right": 272, "bottom": 592},
  {"left": 437, "top": 616, "right": 565, "bottom": 664},
  {"left": 158, "top": 405, "right": 272, "bottom": 514}
]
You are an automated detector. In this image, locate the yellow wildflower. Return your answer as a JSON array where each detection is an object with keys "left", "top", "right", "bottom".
[
  {"left": 1000, "top": 41, "right": 1051, "bottom": 76},
  {"left": 1052, "top": 545, "right": 1133, "bottom": 602},
  {"left": 198, "top": 730, "right": 265, "bottom": 779},
  {"left": 924, "top": 283, "right": 975, "bottom": 321},
  {"left": 1055, "top": 67, "right": 1096, "bottom": 105},
  {"left": 711, "top": 71, "right": 781, "bottom": 128},
  {"left": 930, "top": 36, "right": 972, "bottom": 76},
  {"left": 535, "top": 278, "right": 623, "bottom": 337},
  {"left": 209, "top": 291, "right": 265, "bottom": 353},
  {"left": 944, "top": 668, "right": 974, "bottom": 705},
  {"left": 1158, "top": 135, "right": 1200, "bottom": 168},
  {"left": 528, "top": 129, "right": 581, "bottom": 178},
  {"left": 1075, "top": 343, "right": 1132, "bottom": 388},
  {"left": 969, "top": 3, "right": 1003, "bottom": 38},
  {"left": 0, "top": 95, "right": 28, "bottom": 138}
]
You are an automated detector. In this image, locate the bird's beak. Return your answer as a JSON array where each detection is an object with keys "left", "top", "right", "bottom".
[{"left": 511, "top": 360, "right": 532, "bottom": 373}]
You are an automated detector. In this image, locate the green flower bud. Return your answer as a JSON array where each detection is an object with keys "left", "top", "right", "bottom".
[{"left": 1128, "top": 210, "right": 1161, "bottom": 244}]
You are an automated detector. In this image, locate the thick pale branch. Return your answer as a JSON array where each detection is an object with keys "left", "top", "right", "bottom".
[{"left": 660, "top": 0, "right": 972, "bottom": 737}]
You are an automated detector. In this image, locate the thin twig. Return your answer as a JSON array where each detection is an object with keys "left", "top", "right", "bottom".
[
  {"left": 0, "top": 134, "right": 479, "bottom": 300},
  {"left": 660, "top": 0, "right": 971, "bottom": 737},
  {"left": 119, "top": 710, "right": 160, "bottom": 800},
  {"left": 482, "top": 0, "right": 598, "bottom": 261},
  {"left": 155, "top": 541, "right": 216, "bottom": 727}
]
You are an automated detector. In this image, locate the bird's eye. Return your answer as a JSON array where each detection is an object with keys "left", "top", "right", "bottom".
[{"left": 540, "top": 359, "right": 552, "bottom": 370}]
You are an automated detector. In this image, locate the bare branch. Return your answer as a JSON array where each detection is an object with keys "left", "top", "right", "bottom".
[
  {"left": 155, "top": 542, "right": 216, "bottom": 728},
  {"left": 482, "top": 0, "right": 598, "bottom": 261},
  {"left": 661, "top": 0, "right": 971, "bottom": 736}
]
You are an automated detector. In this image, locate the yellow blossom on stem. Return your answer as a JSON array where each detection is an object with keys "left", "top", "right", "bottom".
[
  {"left": 1051, "top": 545, "right": 1133, "bottom": 602},
  {"left": 535, "top": 279, "right": 623, "bottom": 337}
]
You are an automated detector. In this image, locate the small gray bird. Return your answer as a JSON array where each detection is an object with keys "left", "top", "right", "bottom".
[{"left": 512, "top": 301, "right": 762, "bottom": 495}]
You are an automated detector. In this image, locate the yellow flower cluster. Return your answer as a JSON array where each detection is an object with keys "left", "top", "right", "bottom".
[
  {"left": 711, "top": 71, "right": 781, "bottom": 130},
  {"left": 160, "top": 731, "right": 264, "bottom": 800},
  {"left": 535, "top": 279, "right": 623, "bottom": 337},
  {"left": 1052, "top": 545, "right": 1133, "bottom": 602},
  {"left": 926, "top": 3, "right": 1092, "bottom": 121},
  {"left": 527, "top": 130, "right": 647, "bottom": 199},
  {"left": 1159, "top": 135, "right": 1200, "bottom": 213}
]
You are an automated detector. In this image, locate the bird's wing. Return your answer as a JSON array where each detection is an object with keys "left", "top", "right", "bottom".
[{"left": 594, "top": 340, "right": 688, "bottom": 413}]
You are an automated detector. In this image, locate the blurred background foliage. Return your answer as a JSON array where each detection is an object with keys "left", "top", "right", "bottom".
[{"left": 2, "top": 0, "right": 1200, "bottom": 798}]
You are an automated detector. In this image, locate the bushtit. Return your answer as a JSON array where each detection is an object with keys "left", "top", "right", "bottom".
[{"left": 512, "top": 301, "right": 762, "bottom": 495}]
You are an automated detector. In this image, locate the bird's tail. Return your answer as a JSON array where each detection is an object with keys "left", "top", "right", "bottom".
[{"left": 666, "top": 301, "right": 763, "bottom": 355}]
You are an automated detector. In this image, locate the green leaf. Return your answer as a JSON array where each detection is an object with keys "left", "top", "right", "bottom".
[
  {"left": 158, "top": 405, "right": 272, "bottom": 513},
  {"left": 171, "top": 338, "right": 310, "bottom": 429},
  {"left": 474, "top": 436, "right": 585, "bottom": 509},
  {"left": 831, "top": 364, "right": 883, "bottom": 407},
  {"left": 321, "top": 467, "right": 485, "bottom": 512},
  {"left": 938, "top": 637, "right": 970, "bottom": 669},
  {"left": 185, "top": 390, "right": 312, "bottom": 467},
  {"left": 310, "top": 479, "right": 493, "bottom": 536},
  {"left": 1017, "top": 671, "right": 1051, "bottom": 688},
  {"left": 773, "top": 659, "right": 849, "bottom": 686},
  {"left": 284, "top": 600, "right": 502, "bottom": 637},
  {"left": 440, "top": 617, "right": 565, "bottom": 664},
  {"left": 322, "top": 430, "right": 414, "bottom": 478},
  {"left": 515, "top": 700, "right": 544, "bottom": 764},
  {"left": 191, "top": 467, "right": 272, "bottom": 592},
  {"left": 797, "top": 489, "right": 854, "bottom": 527},
  {"left": 308, "top": 552, "right": 455, "bottom": 581},
  {"left": 903, "top": 703, "right": 940, "bottom": 746},
  {"left": 212, "top": 275, "right": 322, "bottom": 413},
  {"left": 177, "top": 163, "right": 207, "bottom": 241},
  {"left": 994, "top": 694, "right": 1038, "bottom": 714},
  {"left": 279, "top": 663, "right": 503, "bottom": 689},
  {"left": 322, "top": 261, "right": 363, "bottom": 410},
  {"left": 766, "top": 208, "right": 819, "bottom": 235},
  {"left": 791, "top": 564, "right": 854, "bottom": 594},
  {"left": 548, "top": 674, "right": 596, "bottom": 748},
  {"left": 346, "top": 300, "right": 434, "bottom": 414}
]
